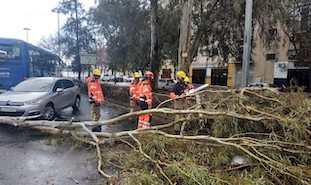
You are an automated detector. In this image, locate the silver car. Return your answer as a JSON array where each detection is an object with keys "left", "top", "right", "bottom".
[
  {"left": 0, "top": 77, "right": 81, "bottom": 120},
  {"left": 158, "top": 78, "right": 176, "bottom": 90}
]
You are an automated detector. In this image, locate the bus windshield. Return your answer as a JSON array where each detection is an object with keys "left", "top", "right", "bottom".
[{"left": 0, "top": 44, "right": 21, "bottom": 60}]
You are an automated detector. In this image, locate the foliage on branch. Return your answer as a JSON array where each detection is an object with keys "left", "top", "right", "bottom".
[{"left": 4, "top": 88, "right": 307, "bottom": 184}]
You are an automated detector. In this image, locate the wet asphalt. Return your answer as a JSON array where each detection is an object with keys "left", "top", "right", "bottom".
[{"left": 0, "top": 94, "right": 136, "bottom": 185}]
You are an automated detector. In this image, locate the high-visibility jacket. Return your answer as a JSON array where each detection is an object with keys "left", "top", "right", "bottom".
[
  {"left": 139, "top": 79, "right": 152, "bottom": 108},
  {"left": 88, "top": 76, "right": 104, "bottom": 103},
  {"left": 129, "top": 80, "right": 140, "bottom": 101}
]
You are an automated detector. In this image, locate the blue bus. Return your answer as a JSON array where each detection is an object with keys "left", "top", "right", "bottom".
[{"left": 0, "top": 38, "right": 60, "bottom": 91}]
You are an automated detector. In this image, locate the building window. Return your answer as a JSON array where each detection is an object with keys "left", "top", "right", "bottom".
[
  {"left": 268, "top": 29, "right": 278, "bottom": 38},
  {"left": 266, "top": 54, "right": 276, "bottom": 60},
  {"left": 288, "top": 49, "right": 298, "bottom": 60}
]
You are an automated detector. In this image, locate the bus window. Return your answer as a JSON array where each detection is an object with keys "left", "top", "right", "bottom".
[
  {"left": 0, "top": 44, "right": 21, "bottom": 60},
  {"left": 28, "top": 48, "right": 58, "bottom": 77}
]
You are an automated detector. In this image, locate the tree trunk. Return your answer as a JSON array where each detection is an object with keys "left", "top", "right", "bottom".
[
  {"left": 187, "top": 0, "right": 220, "bottom": 70},
  {"left": 150, "top": 0, "right": 160, "bottom": 90},
  {"left": 178, "top": 0, "right": 194, "bottom": 74}
]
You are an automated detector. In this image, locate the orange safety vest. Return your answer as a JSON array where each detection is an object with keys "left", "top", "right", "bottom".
[
  {"left": 88, "top": 76, "right": 104, "bottom": 103},
  {"left": 129, "top": 80, "right": 140, "bottom": 101},
  {"left": 139, "top": 79, "right": 152, "bottom": 107}
]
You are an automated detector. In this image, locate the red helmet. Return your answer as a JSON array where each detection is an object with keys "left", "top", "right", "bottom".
[{"left": 145, "top": 71, "right": 154, "bottom": 79}]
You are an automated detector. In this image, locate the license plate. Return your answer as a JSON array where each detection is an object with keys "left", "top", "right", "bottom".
[{"left": 1, "top": 107, "right": 17, "bottom": 112}]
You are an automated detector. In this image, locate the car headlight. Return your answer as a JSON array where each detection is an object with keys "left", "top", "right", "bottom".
[{"left": 25, "top": 98, "right": 43, "bottom": 105}]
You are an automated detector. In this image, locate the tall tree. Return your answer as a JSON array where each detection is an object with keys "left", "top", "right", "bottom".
[
  {"left": 178, "top": 0, "right": 194, "bottom": 73},
  {"left": 55, "top": 0, "right": 96, "bottom": 78},
  {"left": 92, "top": 0, "right": 150, "bottom": 73},
  {"left": 37, "top": 34, "right": 59, "bottom": 55},
  {"left": 175, "top": 0, "right": 293, "bottom": 72},
  {"left": 150, "top": 0, "right": 160, "bottom": 89}
]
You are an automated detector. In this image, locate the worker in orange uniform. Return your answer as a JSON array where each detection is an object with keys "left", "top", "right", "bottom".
[
  {"left": 88, "top": 69, "right": 105, "bottom": 131},
  {"left": 138, "top": 71, "right": 153, "bottom": 129},
  {"left": 129, "top": 72, "right": 141, "bottom": 113}
]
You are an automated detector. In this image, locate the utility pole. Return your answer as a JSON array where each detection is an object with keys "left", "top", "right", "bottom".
[
  {"left": 23, "top": 28, "right": 31, "bottom": 42},
  {"left": 74, "top": 0, "right": 81, "bottom": 79},
  {"left": 241, "top": 0, "right": 253, "bottom": 87}
]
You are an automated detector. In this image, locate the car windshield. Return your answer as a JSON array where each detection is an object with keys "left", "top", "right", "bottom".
[{"left": 12, "top": 78, "right": 54, "bottom": 92}]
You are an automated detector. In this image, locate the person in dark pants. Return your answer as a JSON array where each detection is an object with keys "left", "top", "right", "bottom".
[{"left": 170, "top": 71, "right": 187, "bottom": 133}]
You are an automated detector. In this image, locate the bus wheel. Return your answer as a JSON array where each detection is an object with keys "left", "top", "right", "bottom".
[
  {"left": 72, "top": 96, "right": 80, "bottom": 110},
  {"left": 44, "top": 103, "right": 55, "bottom": 120}
]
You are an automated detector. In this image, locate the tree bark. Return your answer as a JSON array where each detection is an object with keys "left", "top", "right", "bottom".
[
  {"left": 150, "top": 0, "right": 160, "bottom": 90},
  {"left": 178, "top": 0, "right": 194, "bottom": 73}
]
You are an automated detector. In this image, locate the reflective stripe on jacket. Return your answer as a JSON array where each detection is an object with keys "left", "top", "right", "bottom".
[
  {"left": 139, "top": 79, "right": 152, "bottom": 107},
  {"left": 88, "top": 76, "right": 104, "bottom": 103},
  {"left": 129, "top": 81, "right": 140, "bottom": 100}
]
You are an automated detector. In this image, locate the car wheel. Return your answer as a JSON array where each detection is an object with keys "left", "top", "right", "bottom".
[
  {"left": 44, "top": 103, "right": 55, "bottom": 120},
  {"left": 72, "top": 96, "right": 80, "bottom": 110}
]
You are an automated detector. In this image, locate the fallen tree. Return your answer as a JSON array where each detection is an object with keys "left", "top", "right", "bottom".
[{"left": 0, "top": 88, "right": 310, "bottom": 184}]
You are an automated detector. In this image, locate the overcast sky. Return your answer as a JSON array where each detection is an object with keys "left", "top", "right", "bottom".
[{"left": 0, "top": 0, "right": 95, "bottom": 45}]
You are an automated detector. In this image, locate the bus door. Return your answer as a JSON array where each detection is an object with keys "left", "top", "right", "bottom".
[{"left": 0, "top": 42, "right": 25, "bottom": 90}]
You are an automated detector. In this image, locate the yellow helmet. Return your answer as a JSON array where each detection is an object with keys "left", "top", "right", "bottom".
[
  {"left": 177, "top": 71, "right": 186, "bottom": 79},
  {"left": 134, "top": 72, "right": 141, "bottom": 78},
  {"left": 184, "top": 77, "right": 190, "bottom": 83},
  {"left": 93, "top": 69, "right": 101, "bottom": 76}
]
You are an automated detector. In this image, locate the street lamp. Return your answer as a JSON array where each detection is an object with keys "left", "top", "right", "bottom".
[
  {"left": 23, "top": 28, "right": 31, "bottom": 42},
  {"left": 52, "top": 8, "right": 61, "bottom": 62}
]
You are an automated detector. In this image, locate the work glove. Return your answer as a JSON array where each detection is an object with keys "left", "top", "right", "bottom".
[
  {"left": 89, "top": 97, "right": 95, "bottom": 104},
  {"left": 139, "top": 96, "right": 148, "bottom": 110}
]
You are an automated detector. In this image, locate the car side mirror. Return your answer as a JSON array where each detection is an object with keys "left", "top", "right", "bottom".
[
  {"left": 56, "top": 88, "right": 64, "bottom": 93},
  {"left": 9, "top": 86, "right": 15, "bottom": 91}
]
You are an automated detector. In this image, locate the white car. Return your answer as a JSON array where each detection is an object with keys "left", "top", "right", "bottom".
[
  {"left": 247, "top": 82, "right": 272, "bottom": 88},
  {"left": 123, "top": 76, "right": 134, "bottom": 82},
  {"left": 101, "top": 74, "right": 111, "bottom": 81},
  {"left": 158, "top": 78, "right": 175, "bottom": 90}
]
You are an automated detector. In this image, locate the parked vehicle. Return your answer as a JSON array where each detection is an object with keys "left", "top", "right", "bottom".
[
  {"left": 0, "top": 77, "right": 80, "bottom": 120},
  {"left": 247, "top": 82, "right": 272, "bottom": 88},
  {"left": 101, "top": 74, "right": 111, "bottom": 81},
  {"left": 158, "top": 78, "right": 175, "bottom": 90},
  {"left": 0, "top": 38, "right": 60, "bottom": 91},
  {"left": 123, "top": 76, "right": 134, "bottom": 82},
  {"left": 110, "top": 75, "right": 124, "bottom": 82}
]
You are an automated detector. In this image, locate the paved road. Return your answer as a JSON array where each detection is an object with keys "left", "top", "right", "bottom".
[
  {"left": 0, "top": 94, "right": 135, "bottom": 185},
  {"left": 100, "top": 80, "right": 130, "bottom": 87}
]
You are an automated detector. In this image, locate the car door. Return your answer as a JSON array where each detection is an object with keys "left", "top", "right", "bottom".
[
  {"left": 59, "top": 80, "right": 76, "bottom": 108},
  {"left": 52, "top": 80, "right": 66, "bottom": 111},
  {"left": 158, "top": 79, "right": 164, "bottom": 89}
]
